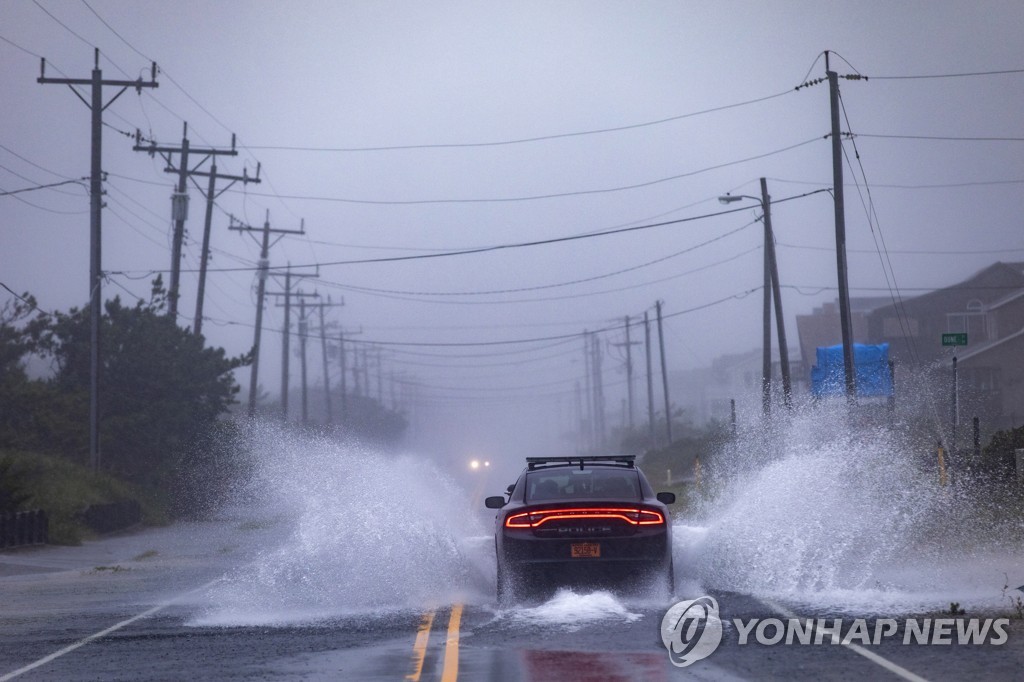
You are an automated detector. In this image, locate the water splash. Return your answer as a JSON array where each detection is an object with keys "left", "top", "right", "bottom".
[
  {"left": 678, "top": 403, "right": 1024, "bottom": 613},
  {"left": 500, "top": 588, "right": 642, "bottom": 631},
  {"left": 192, "top": 423, "right": 487, "bottom": 626}
]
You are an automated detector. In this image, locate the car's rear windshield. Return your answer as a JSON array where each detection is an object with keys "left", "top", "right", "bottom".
[{"left": 525, "top": 468, "right": 641, "bottom": 502}]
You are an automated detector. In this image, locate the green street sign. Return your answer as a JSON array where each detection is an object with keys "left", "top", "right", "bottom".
[{"left": 942, "top": 333, "right": 968, "bottom": 346}]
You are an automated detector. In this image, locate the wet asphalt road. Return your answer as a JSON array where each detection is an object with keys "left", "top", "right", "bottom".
[{"left": 1, "top": 523, "right": 1022, "bottom": 681}]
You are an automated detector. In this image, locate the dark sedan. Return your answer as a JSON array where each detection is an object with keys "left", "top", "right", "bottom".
[{"left": 485, "top": 455, "right": 675, "bottom": 603}]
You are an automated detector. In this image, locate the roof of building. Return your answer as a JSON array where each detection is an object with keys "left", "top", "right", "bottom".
[{"left": 957, "top": 324, "right": 1024, "bottom": 363}]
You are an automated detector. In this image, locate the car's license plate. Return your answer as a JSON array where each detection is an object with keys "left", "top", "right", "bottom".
[{"left": 571, "top": 542, "right": 600, "bottom": 558}]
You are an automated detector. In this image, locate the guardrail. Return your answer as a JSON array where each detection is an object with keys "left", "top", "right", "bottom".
[
  {"left": 0, "top": 509, "right": 49, "bottom": 548},
  {"left": 78, "top": 500, "right": 142, "bottom": 534}
]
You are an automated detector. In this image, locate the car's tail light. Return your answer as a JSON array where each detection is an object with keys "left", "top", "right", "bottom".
[{"left": 504, "top": 507, "right": 665, "bottom": 529}]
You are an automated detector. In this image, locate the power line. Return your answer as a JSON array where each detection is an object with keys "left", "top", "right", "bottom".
[
  {"left": 838, "top": 92, "right": 921, "bottom": 366},
  {"left": 349, "top": 288, "right": 760, "bottom": 348},
  {"left": 108, "top": 199, "right": 789, "bottom": 276},
  {"left": 31, "top": 0, "right": 94, "bottom": 49},
  {"left": 0, "top": 181, "right": 89, "bottom": 214},
  {"left": 872, "top": 68, "right": 1024, "bottom": 80},
  {"left": 0, "top": 33, "right": 47, "bottom": 61},
  {"left": 225, "top": 137, "right": 823, "bottom": 206},
  {"left": 777, "top": 242, "right": 1024, "bottom": 256},
  {"left": 311, "top": 245, "right": 761, "bottom": 306},
  {"left": 315, "top": 221, "right": 756, "bottom": 298},
  {"left": 852, "top": 133, "right": 1024, "bottom": 142},
  {"left": 0, "top": 144, "right": 74, "bottom": 179},
  {"left": 0, "top": 281, "right": 54, "bottom": 316},
  {"left": 243, "top": 92, "right": 795, "bottom": 153},
  {"left": 0, "top": 177, "right": 88, "bottom": 196},
  {"left": 767, "top": 176, "right": 1024, "bottom": 190},
  {"left": 0, "top": 161, "right": 82, "bottom": 197}
]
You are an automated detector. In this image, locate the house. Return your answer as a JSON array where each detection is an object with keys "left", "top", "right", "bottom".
[
  {"left": 866, "top": 262, "right": 1024, "bottom": 366},
  {"left": 866, "top": 262, "right": 1024, "bottom": 429}
]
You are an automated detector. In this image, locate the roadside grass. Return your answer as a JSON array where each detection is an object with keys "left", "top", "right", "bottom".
[{"left": 0, "top": 449, "right": 169, "bottom": 545}]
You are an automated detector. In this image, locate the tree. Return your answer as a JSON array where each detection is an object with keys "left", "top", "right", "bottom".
[
  {"left": 36, "top": 279, "right": 250, "bottom": 486},
  {"left": 0, "top": 456, "right": 31, "bottom": 513},
  {"left": 981, "top": 425, "right": 1024, "bottom": 479},
  {"left": 0, "top": 292, "right": 72, "bottom": 453}
]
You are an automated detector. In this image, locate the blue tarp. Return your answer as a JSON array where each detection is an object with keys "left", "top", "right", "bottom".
[{"left": 811, "top": 342, "right": 893, "bottom": 397}]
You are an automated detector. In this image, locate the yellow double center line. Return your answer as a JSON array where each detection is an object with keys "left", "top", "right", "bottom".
[{"left": 406, "top": 604, "right": 463, "bottom": 682}]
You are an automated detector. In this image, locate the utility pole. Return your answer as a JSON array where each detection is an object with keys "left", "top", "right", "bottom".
[
  {"left": 826, "top": 51, "right": 856, "bottom": 400},
  {"left": 230, "top": 212, "right": 304, "bottom": 417},
  {"left": 354, "top": 347, "right": 364, "bottom": 397},
  {"left": 589, "top": 333, "right": 602, "bottom": 450},
  {"left": 335, "top": 327, "right": 361, "bottom": 426},
  {"left": 281, "top": 268, "right": 292, "bottom": 420},
  {"left": 189, "top": 162, "right": 260, "bottom": 336},
  {"left": 132, "top": 124, "right": 238, "bottom": 321},
  {"left": 269, "top": 265, "right": 318, "bottom": 421},
  {"left": 761, "top": 178, "right": 792, "bottom": 409},
  {"left": 338, "top": 330, "right": 347, "bottom": 422},
  {"left": 319, "top": 303, "right": 330, "bottom": 423},
  {"left": 375, "top": 349, "right": 385, "bottom": 403},
  {"left": 656, "top": 301, "right": 672, "bottom": 445},
  {"left": 625, "top": 316, "right": 634, "bottom": 429},
  {"left": 38, "top": 49, "right": 159, "bottom": 472},
  {"left": 574, "top": 380, "right": 583, "bottom": 454},
  {"left": 761, "top": 188, "right": 772, "bottom": 418},
  {"left": 582, "top": 332, "right": 593, "bottom": 452},
  {"left": 308, "top": 297, "right": 344, "bottom": 424},
  {"left": 611, "top": 316, "right": 640, "bottom": 430},
  {"left": 299, "top": 297, "right": 310, "bottom": 424},
  {"left": 644, "top": 311, "right": 656, "bottom": 447}
]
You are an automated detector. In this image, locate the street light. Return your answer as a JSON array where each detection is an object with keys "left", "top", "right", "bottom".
[{"left": 718, "top": 178, "right": 793, "bottom": 412}]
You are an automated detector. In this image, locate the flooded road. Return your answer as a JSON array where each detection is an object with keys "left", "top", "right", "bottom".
[{"left": 3, "top": 420, "right": 1024, "bottom": 680}]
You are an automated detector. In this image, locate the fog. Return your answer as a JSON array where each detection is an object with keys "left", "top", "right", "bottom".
[{"left": 2, "top": 1, "right": 1023, "bottom": 467}]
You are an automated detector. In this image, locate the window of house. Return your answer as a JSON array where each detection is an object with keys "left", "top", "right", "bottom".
[{"left": 947, "top": 300, "right": 990, "bottom": 343}]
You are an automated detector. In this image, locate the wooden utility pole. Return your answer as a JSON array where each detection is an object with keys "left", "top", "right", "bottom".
[
  {"left": 307, "top": 297, "right": 344, "bottom": 424},
  {"left": 826, "top": 51, "right": 856, "bottom": 400},
  {"left": 230, "top": 213, "right": 304, "bottom": 417},
  {"left": 132, "top": 124, "right": 238, "bottom": 320},
  {"left": 270, "top": 266, "right": 318, "bottom": 421},
  {"left": 762, "top": 188, "right": 773, "bottom": 418},
  {"left": 644, "top": 311, "right": 656, "bottom": 447},
  {"left": 611, "top": 316, "right": 640, "bottom": 430},
  {"left": 761, "top": 178, "right": 792, "bottom": 409},
  {"left": 583, "top": 332, "right": 593, "bottom": 451},
  {"left": 190, "top": 162, "right": 260, "bottom": 336},
  {"left": 591, "top": 333, "right": 605, "bottom": 451},
  {"left": 335, "top": 327, "right": 361, "bottom": 425},
  {"left": 38, "top": 49, "right": 159, "bottom": 471},
  {"left": 299, "top": 297, "right": 310, "bottom": 424},
  {"left": 656, "top": 301, "right": 672, "bottom": 445}
]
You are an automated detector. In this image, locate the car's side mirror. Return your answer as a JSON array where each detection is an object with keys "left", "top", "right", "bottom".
[
  {"left": 506, "top": 483, "right": 515, "bottom": 495},
  {"left": 485, "top": 496, "right": 506, "bottom": 509},
  {"left": 656, "top": 492, "right": 676, "bottom": 505}
]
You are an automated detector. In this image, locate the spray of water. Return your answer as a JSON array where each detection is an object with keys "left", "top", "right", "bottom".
[
  {"left": 500, "top": 588, "right": 642, "bottom": 631},
  {"left": 192, "top": 423, "right": 488, "bottom": 626},
  {"left": 678, "top": 400, "right": 1024, "bottom": 613}
]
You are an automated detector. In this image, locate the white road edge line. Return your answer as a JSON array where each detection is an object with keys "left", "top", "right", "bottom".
[
  {"left": 759, "top": 598, "right": 930, "bottom": 682},
  {"left": 0, "top": 577, "right": 223, "bottom": 682}
]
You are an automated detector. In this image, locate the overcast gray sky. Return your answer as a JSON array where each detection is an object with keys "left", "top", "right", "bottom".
[{"left": 2, "top": 1, "right": 1023, "bottom": 467}]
